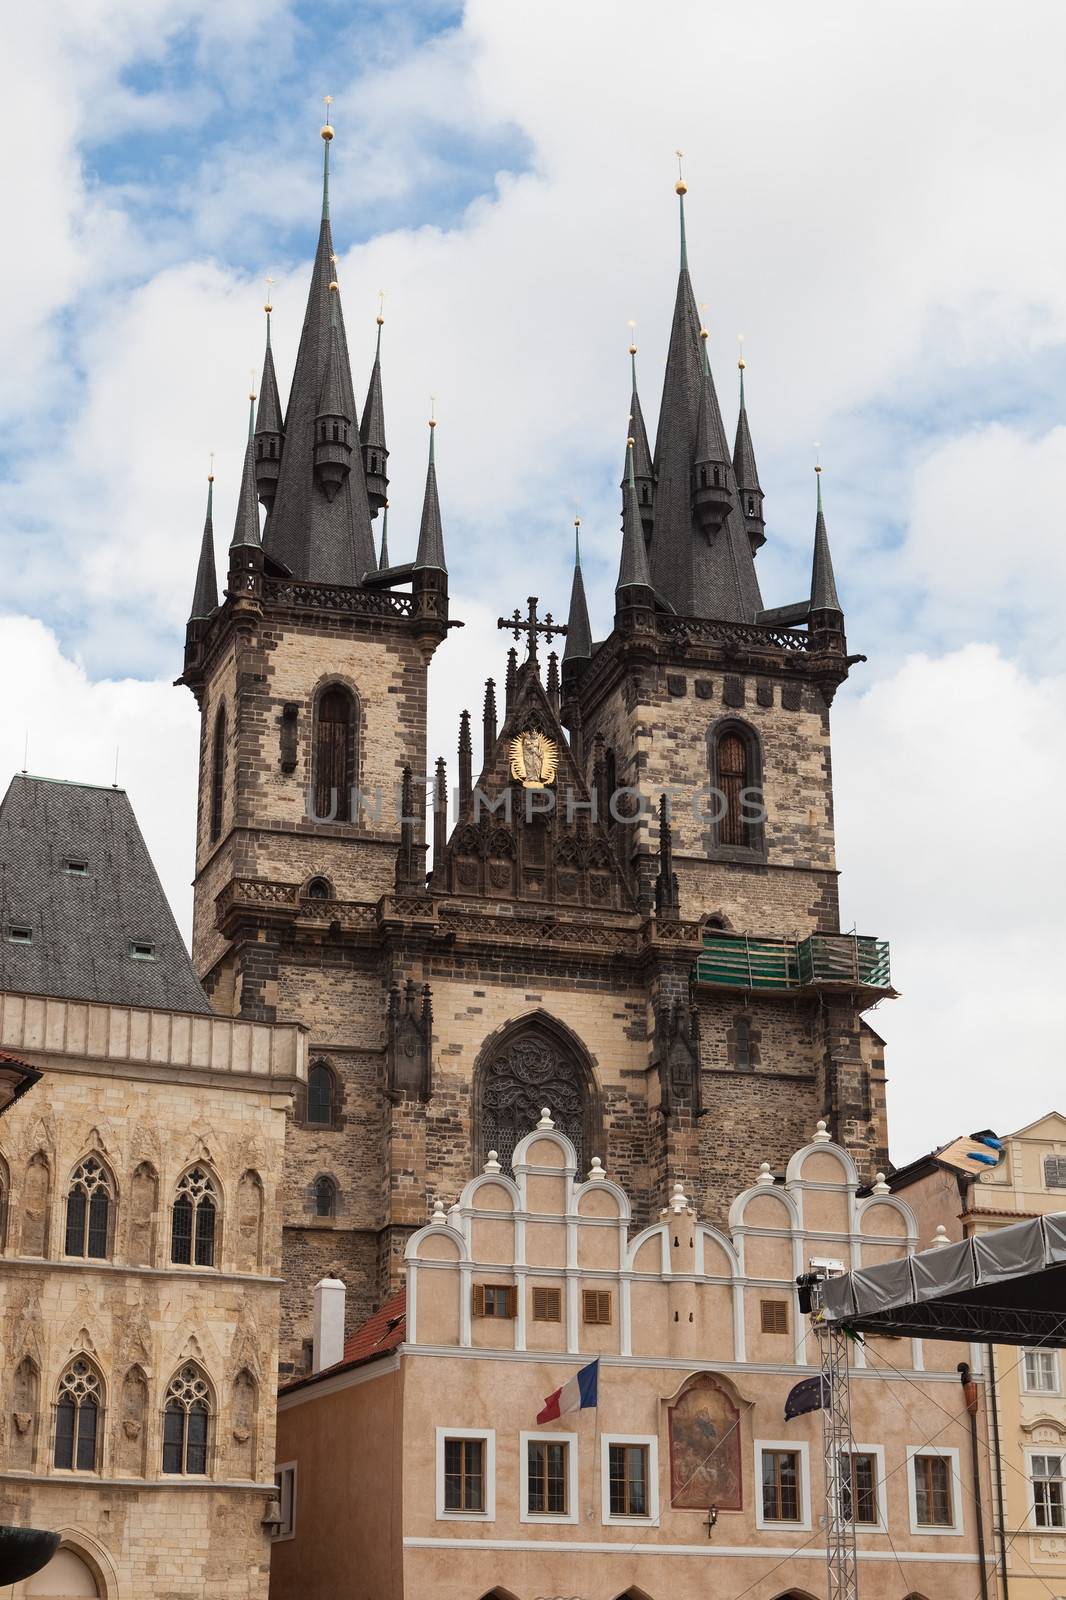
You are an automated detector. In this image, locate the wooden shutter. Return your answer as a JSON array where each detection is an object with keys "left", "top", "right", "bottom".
[
  {"left": 506, "top": 1286, "right": 518, "bottom": 1318},
  {"left": 718, "top": 732, "right": 748, "bottom": 846},
  {"left": 582, "top": 1289, "right": 612, "bottom": 1325},
  {"left": 471, "top": 1284, "right": 486, "bottom": 1318},
  {"left": 532, "top": 1287, "right": 562, "bottom": 1322},
  {"left": 761, "top": 1299, "right": 789, "bottom": 1334}
]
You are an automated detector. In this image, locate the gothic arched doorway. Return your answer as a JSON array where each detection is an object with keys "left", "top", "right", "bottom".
[{"left": 473, "top": 1015, "right": 600, "bottom": 1176}]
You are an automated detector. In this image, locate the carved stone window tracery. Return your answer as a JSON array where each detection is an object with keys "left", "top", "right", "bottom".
[{"left": 478, "top": 1031, "right": 588, "bottom": 1175}]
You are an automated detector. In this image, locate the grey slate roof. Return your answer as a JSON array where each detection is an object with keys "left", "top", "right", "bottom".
[
  {"left": 623, "top": 350, "right": 654, "bottom": 488},
  {"left": 0, "top": 774, "right": 211, "bottom": 1014},
  {"left": 255, "top": 330, "right": 284, "bottom": 438},
  {"left": 414, "top": 424, "right": 447, "bottom": 572},
  {"left": 261, "top": 209, "right": 376, "bottom": 585},
  {"left": 188, "top": 479, "right": 218, "bottom": 622},
  {"left": 230, "top": 397, "right": 262, "bottom": 550},
  {"left": 810, "top": 474, "right": 842, "bottom": 612},
  {"left": 617, "top": 445, "right": 653, "bottom": 591},
  {"left": 360, "top": 323, "right": 387, "bottom": 454},
  {"left": 563, "top": 530, "right": 592, "bottom": 661},
  {"left": 732, "top": 367, "right": 761, "bottom": 494}
]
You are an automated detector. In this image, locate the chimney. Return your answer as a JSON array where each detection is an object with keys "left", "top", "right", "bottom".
[{"left": 312, "top": 1276, "right": 346, "bottom": 1373}]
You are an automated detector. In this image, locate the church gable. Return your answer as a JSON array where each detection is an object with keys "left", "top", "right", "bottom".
[{"left": 439, "top": 658, "right": 634, "bottom": 912}]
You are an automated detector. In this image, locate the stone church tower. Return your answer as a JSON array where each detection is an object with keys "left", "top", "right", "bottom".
[{"left": 180, "top": 130, "right": 893, "bottom": 1368}]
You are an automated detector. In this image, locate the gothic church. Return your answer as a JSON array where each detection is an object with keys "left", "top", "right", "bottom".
[{"left": 179, "top": 119, "right": 893, "bottom": 1369}]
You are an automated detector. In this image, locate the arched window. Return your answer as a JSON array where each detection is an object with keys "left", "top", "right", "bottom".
[
  {"left": 475, "top": 1018, "right": 598, "bottom": 1176},
  {"left": 708, "top": 720, "right": 764, "bottom": 855},
  {"left": 171, "top": 1167, "right": 219, "bottom": 1267},
  {"left": 307, "top": 1062, "right": 335, "bottom": 1127},
  {"left": 210, "top": 704, "right": 226, "bottom": 843},
  {"left": 162, "top": 1364, "right": 212, "bottom": 1475},
  {"left": 53, "top": 1358, "right": 102, "bottom": 1471},
  {"left": 305, "top": 875, "right": 333, "bottom": 901},
  {"left": 313, "top": 1175, "right": 336, "bottom": 1218},
  {"left": 64, "top": 1156, "right": 113, "bottom": 1259},
  {"left": 313, "top": 685, "right": 357, "bottom": 823}
]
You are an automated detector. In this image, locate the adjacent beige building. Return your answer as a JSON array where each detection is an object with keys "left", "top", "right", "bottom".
[
  {"left": 272, "top": 1115, "right": 996, "bottom": 1600},
  {"left": 0, "top": 776, "right": 306, "bottom": 1599}
]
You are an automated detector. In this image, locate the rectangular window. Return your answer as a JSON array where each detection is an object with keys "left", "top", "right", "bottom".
[
  {"left": 582, "top": 1289, "right": 612, "bottom": 1325},
  {"left": 760, "top": 1299, "right": 789, "bottom": 1335},
  {"left": 913, "top": 1453, "right": 953, "bottom": 1527},
  {"left": 64, "top": 859, "right": 88, "bottom": 876},
  {"left": 1033, "top": 1455, "right": 1066, "bottom": 1529},
  {"left": 843, "top": 1452, "right": 879, "bottom": 1526},
  {"left": 472, "top": 1284, "right": 516, "bottom": 1319},
  {"left": 274, "top": 1463, "right": 297, "bottom": 1539},
  {"left": 528, "top": 1440, "right": 568, "bottom": 1515},
  {"left": 194, "top": 1203, "right": 215, "bottom": 1268},
  {"left": 532, "top": 1286, "right": 562, "bottom": 1322},
  {"left": 75, "top": 1403, "right": 98, "bottom": 1472},
  {"left": 608, "top": 1443, "right": 648, "bottom": 1517},
  {"left": 1045, "top": 1155, "right": 1066, "bottom": 1189},
  {"left": 129, "top": 940, "right": 156, "bottom": 961},
  {"left": 762, "top": 1449, "right": 801, "bottom": 1522},
  {"left": 162, "top": 1407, "right": 184, "bottom": 1474},
  {"left": 1024, "top": 1350, "right": 1058, "bottom": 1393},
  {"left": 443, "top": 1438, "right": 484, "bottom": 1512},
  {"left": 6, "top": 924, "right": 32, "bottom": 944},
  {"left": 185, "top": 1407, "right": 209, "bottom": 1475}
]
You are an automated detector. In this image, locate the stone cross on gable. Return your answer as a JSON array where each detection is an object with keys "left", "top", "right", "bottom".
[{"left": 496, "top": 595, "right": 567, "bottom": 665}]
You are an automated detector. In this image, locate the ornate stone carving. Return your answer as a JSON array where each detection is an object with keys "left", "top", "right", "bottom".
[
  {"left": 653, "top": 998, "right": 704, "bottom": 1120},
  {"left": 479, "top": 1032, "right": 586, "bottom": 1173},
  {"left": 386, "top": 981, "right": 433, "bottom": 1103}
]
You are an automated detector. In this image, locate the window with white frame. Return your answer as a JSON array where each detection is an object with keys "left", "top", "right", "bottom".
[
  {"left": 274, "top": 1462, "right": 297, "bottom": 1540},
  {"left": 601, "top": 1434, "right": 659, "bottom": 1525},
  {"left": 907, "top": 1446, "right": 962, "bottom": 1534},
  {"left": 435, "top": 1428, "right": 495, "bottom": 1520},
  {"left": 839, "top": 1444, "right": 886, "bottom": 1529},
  {"left": 1032, "top": 1453, "right": 1066, "bottom": 1529},
  {"left": 1023, "top": 1349, "right": 1059, "bottom": 1394},
  {"left": 756, "top": 1440, "right": 812, "bottom": 1530},
  {"left": 520, "top": 1430, "right": 578, "bottom": 1524}
]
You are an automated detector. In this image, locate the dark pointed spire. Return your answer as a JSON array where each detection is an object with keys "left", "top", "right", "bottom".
[
  {"left": 360, "top": 296, "right": 389, "bottom": 517},
  {"left": 414, "top": 416, "right": 447, "bottom": 572},
  {"left": 458, "top": 710, "right": 472, "bottom": 809},
  {"left": 189, "top": 467, "right": 218, "bottom": 621},
  {"left": 810, "top": 465, "right": 842, "bottom": 614},
  {"left": 313, "top": 281, "right": 354, "bottom": 504},
  {"left": 563, "top": 520, "right": 593, "bottom": 664},
  {"left": 505, "top": 647, "right": 518, "bottom": 712},
  {"left": 617, "top": 441, "right": 653, "bottom": 592},
  {"left": 255, "top": 286, "right": 285, "bottom": 512},
  {"left": 623, "top": 333, "right": 655, "bottom": 540},
  {"left": 230, "top": 387, "right": 262, "bottom": 550},
  {"left": 546, "top": 651, "right": 560, "bottom": 715},
  {"left": 377, "top": 500, "right": 390, "bottom": 571},
  {"left": 262, "top": 110, "right": 376, "bottom": 585},
  {"left": 483, "top": 679, "right": 497, "bottom": 769},
  {"left": 732, "top": 339, "right": 765, "bottom": 552},
  {"left": 654, "top": 794, "right": 680, "bottom": 918},
  {"left": 691, "top": 325, "right": 734, "bottom": 536},
  {"left": 433, "top": 756, "right": 447, "bottom": 864}
]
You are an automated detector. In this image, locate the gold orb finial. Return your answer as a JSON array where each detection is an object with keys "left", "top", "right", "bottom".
[
  {"left": 321, "top": 94, "right": 334, "bottom": 141},
  {"left": 627, "top": 436, "right": 635, "bottom": 448},
  {"left": 328, "top": 280, "right": 339, "bottom": 292},
  {"left": 814, "top": 440, "right": 822, "bottom": 474},
  {"left": 674, "top": 148, "right": 687, "bottom": 195},
  {"left": 208, "top": 450, "right": 215, "bottom": 483},
  {"left": 574, "top": 516, "right": 580, "bottom": 528},
  {"left": 264, "top": 275, "right": 274, "bottom": 315},
  {"left": 249, "top": 368, "right": 257, "bottom": 402},
  {"left": 627, "top": 318, "right": 637, "bottom": 356},
  {"left": 377, "top": 289, "right": 385, "bottom": 327},
  {"left": 699, "top": 326, "right": 709, "bottom": 342},
  {"left": 737, "top": 333, "right": 746, "bottom": 369}
]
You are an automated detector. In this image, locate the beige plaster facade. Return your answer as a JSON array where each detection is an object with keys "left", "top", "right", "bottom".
[
  {"left": 272, "top": 1117, "right": 996, "bottom": 1600},
  {"left": 0, "top": 990, "right": 306, "bottom": 1600}
]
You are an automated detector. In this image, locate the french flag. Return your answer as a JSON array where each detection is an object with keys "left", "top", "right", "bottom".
[{"left": 537, "top": 1360, "right": 599, "bottom": 1424}]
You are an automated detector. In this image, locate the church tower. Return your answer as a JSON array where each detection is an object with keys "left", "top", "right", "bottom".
[{"left": 181, "top": 140, "right": 892, "bottom": 1368}]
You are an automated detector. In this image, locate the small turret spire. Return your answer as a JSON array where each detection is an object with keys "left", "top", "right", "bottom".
[
  {"left": 360, "top": 292, "right": 389, "bottom": 516},
  {"left": 255, "top": 283, "right": 285, "bottom": 512},
  {"left": 377, "top": 499, "right": 390, "bottom": 571},
  {"left": 732, "top": 335, "right": 765, "bottom": 552},
  {"left": 188, "top": 461, "right": 219, "bottom": 621},
  {"left": 231, "top": 385, "right": 262, "bottom": 550},
  {"left": 623, "top": 324, "right": 655, "bottom": 532},
  {"left": 617, "top": 441, "right": 653, "bottom": 592},
  {"left": 458, "top": 711, "right": 472, "bottom": 808},
  {"left": 810, "top": 462, "right": 842, "bottom": 614},
  {"left": 414, "top": 410, "right": 447, "bottom": 572},
  {"left": 563, "top": 518, "right": 593, "bottom": 663},
  {"left": 482, "top": 679, "right": 497, "bottom": 769}
]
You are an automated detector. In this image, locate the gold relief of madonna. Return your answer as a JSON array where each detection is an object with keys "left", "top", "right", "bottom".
[{"left": 509, "top": 731, "right": 559, "bottom": 788}]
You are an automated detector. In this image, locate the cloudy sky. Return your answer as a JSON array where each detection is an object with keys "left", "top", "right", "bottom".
[{"left": 2, "top": 0, "right": 1064, "bottom": 1165}]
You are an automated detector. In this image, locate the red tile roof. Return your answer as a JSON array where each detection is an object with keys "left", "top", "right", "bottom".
[{"left": 280, "top": 1286, "right": 406, "bottom": 1397}]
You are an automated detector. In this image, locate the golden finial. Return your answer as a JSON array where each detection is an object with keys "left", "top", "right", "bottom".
[
  {"left": 264, "top": 275, "right": 274, "bottom": 314},
  {"left": 574, "top": 516, "right": 581, "bottom": 528},
  {"left": 249, "top": 368, "right": 257, "bottom": 402},
  {"left": 674, "top": 149, "right": 687, "bottom": 196},
  {"left": 737, "top": 333, "right": 746, "bottom": 370},
  {"left": 429, "top": 394, "right": 437, "bottom": 428},
  {"left": 814, "top": 441, "right": 822, "bottom": 474},
  {"left": 627, "top": 436, "right": 635, "bottom": 448},
  {"left": 627, "top": 318, "right": 637, "bottom": 356},
  {"left": 321, "top": 94, "right": 334, "bottom": 141},
  {"left": 328, "top": 280, "right": 339, "bottom": 292},
  {"left": 208, "top": 450, "right": 215, "bottom": 484},
  {"left": 377, "top": 289, "right": 385, "bottom": 327},
  {"left": 699, "top": 327, "right": 709, "bottom": 342}
]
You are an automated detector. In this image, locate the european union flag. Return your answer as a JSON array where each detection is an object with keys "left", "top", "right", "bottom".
[{"left": 784, "top": 1376, "right": 829, "bottom": 1421}]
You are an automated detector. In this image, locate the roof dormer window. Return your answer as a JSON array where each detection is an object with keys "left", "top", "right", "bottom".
[
  {"left": 6, "top": 924, "right": 32, "bottom": 945},
  {"left": 64, "top": 859, "right": 88, "bottom": 876},
  {"left": 129, "top": 940, "right": 156, "bottom": 962}
]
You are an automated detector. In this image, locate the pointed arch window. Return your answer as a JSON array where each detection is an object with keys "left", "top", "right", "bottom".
[
  {"left": 162, "top": 1364, "right": 212, "bottom": 1475},
  {"left": 708, "top": 720, "right": 765, "bottom": 857},
  {"left": 64, "top": 1156, "right": 113, "bottom": 1259},
  {"left": 171, "top": 1167, "right": 219, "bottom": 1268},
  {"left": 475, "top": 1021, "right": 598, "bottom": 1176},
  {"left": 313, "top": 686, "right": 357, "bottom": 823},
  {"left": 313, "top": 1175, "right": 336, "bottom": 1218},
  {"left": 54, "top": 1358, "right": 102, "bottom": 1471},
  {"left": 307, "top": 1062, "right": 336, "bottom": 1127},
  {"left": 210, "top": 704, "right": 226, "bottom": 843}
]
